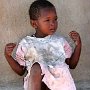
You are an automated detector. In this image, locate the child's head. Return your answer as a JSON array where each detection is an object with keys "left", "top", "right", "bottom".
[{"left": 29, "top": 0, "right": 58, "bottom": 37}]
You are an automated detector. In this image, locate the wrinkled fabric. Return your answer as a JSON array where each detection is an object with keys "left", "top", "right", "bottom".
[{"left": 12, "top": 34, "right": 76, "bottom": 90}]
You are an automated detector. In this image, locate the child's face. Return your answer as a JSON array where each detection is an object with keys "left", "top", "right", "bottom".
[{"left": 33, "top": 7, "right": 58, "bottom": 37}]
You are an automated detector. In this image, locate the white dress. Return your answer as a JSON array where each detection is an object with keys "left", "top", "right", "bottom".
[{"left": 12, "top": 34, "right": 76, "bottom": 90}]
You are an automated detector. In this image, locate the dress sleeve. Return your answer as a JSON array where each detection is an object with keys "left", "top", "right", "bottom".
[
  {"left": 63, "top": 38, "right": 72, "bottom": 58},
  {"left": 12, "top": 39, "right": 27, "bottom": 66}
]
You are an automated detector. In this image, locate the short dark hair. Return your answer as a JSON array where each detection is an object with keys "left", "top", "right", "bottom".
[{"left": 29, "top": 0, "right": 55, "bottom": 20}]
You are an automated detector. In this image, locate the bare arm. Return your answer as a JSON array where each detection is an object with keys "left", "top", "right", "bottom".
[
  {"left": 4, "top": 43, "right": 26, "bottom": 76},
  {"left": 65, "top": 31, "right": 82, "bottom": 69}
]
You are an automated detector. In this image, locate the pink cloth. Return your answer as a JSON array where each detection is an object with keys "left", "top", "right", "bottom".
[{"left": 13, "top": 34, "right": 76, "bottom": 90}]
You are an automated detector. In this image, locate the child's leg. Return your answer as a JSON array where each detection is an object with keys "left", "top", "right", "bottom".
[
  {"left": 29, "top": 63, "right": 42, "bottom": 90},
  {"left": 41, "top": 82, "right": 46, "bottom": 90},
  {"left": 41, "top": 82, "right": 50, "bottom": 90}
]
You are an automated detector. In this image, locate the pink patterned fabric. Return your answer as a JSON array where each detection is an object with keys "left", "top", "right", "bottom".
[
  {"left": 64, "top": 40, "right": 72, "bottom": 58},
  {"left": 15, "top": 44, "right": 26, "bottom": 66}
]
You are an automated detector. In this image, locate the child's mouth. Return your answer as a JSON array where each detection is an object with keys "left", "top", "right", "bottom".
[{"left": 50, "top": 29, "right": 56, "bottom": 32}]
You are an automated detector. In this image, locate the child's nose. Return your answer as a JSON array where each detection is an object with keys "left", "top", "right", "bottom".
[{"left": 50, "top": 21, "right": 55, "bottom": 26}]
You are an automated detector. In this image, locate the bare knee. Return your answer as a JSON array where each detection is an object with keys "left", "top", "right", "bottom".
[
  {"left": 30, "top": 63, "right": 42, "bottom": 81},
  {"left": 29, "top": 63, "right": 42, "bottom": 90}
]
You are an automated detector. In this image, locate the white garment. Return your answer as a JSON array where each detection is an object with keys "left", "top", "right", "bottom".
[{"left": 12, "top": 34, "right": 76, "bottom": 90}]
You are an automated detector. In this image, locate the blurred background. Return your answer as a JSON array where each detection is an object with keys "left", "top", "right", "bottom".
[{"left": 0, "top": 0, "right": 90, "bottom": 90}]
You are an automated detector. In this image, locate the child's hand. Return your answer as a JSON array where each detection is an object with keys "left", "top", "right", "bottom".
[
  {"left": 5, "top": 43, "right": 16, "bottom": 56},
  {"left": 69, "top": 31, "right": 81, "bottom": 46}
]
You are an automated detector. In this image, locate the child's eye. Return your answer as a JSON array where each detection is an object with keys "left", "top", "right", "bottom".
[
  {"left": 55, "top": 18, "right": 57, "bottom": 21},
  {"left": 45, "top": 19, "right": 50, "bottom": 22}
]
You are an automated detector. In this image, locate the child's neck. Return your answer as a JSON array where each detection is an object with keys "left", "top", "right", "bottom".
[{"left": 34, "top": 32, "right": 48, "bottom": 38}]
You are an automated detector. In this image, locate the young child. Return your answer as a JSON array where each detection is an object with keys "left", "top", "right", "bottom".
[{"left": 5, "top": 0, "right": 82, "bottom": 90}]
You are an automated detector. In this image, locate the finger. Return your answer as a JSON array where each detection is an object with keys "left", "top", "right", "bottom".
[
  {"left": 69, "top": 31, "right": 79, "bottom": 36},
  {"left": 6, "top": 45, "right": 15, "bottom": 48},
  {"left": 5, "top": 43, "right": 16, "bottom": 49},
  {"left": 6, "top": 43, "right": 16, "bottom": 47},
  {"left": 5, "top": 44, "right": 16, "bottom": 52},
  {"left": 6, "top": 43, "right": 15, "bottom": 46},
  {"left": 69, "top": 31, "right": 78, "bottom": 34},
  {"left": 69, "top": 32, "right": 79, "bottom": 39},
  {"left": 5, "top": 46, "right": 15, "bottom": 52},
  {"left": 71, "top": 34, "right": 79, "bottom": 38}
]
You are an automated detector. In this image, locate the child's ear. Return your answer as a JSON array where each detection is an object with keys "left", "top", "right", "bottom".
[{"left": 30, "top": 20, "right": 38, "bottom": 29}]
